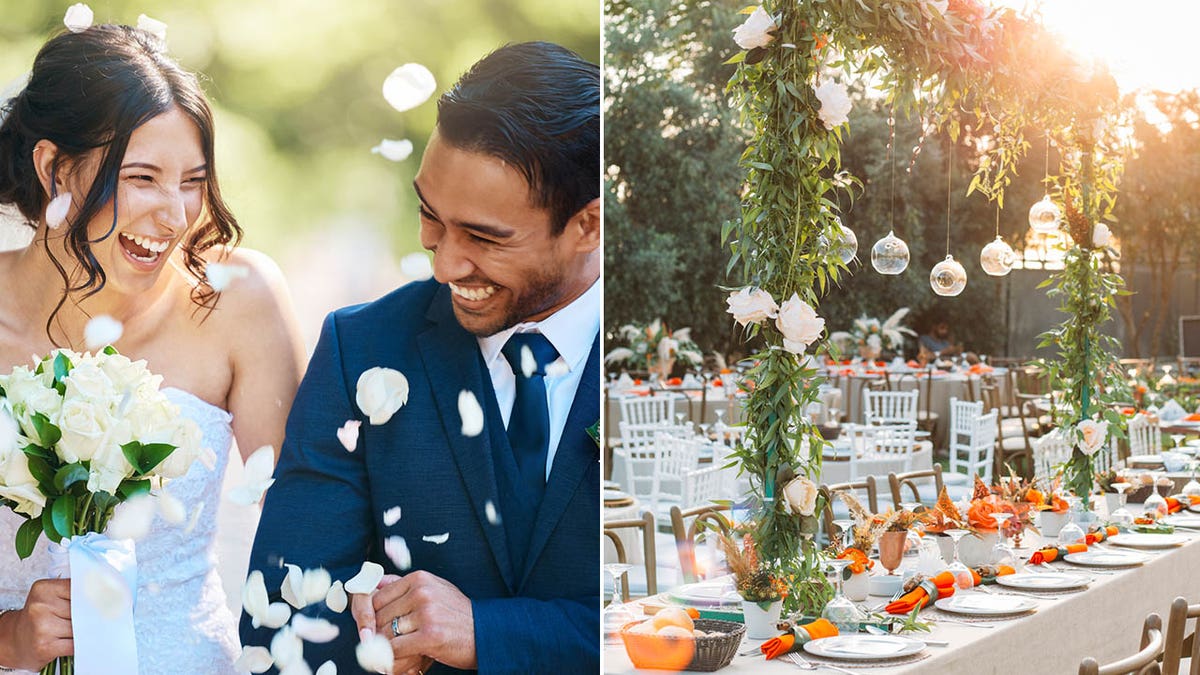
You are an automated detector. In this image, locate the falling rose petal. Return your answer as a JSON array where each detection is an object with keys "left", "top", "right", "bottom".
[
  {"left": 399, "top": 252, "right": 432, "bottom": 280},
  {"left": 343, "top": 561, "right": 385, "bottom": 595},
  {"left": 370, "top": 139, "right": 413, "bottom": 162},
  {"left": 337, "top": 420, "right": 361, "bottom": 452},
  {"left": 270, "top": 626, "right": 304, "bottom": 670},
  {"left": 421, "top": 532, "right": 449, "bottom": 545},
  {"left": 279, "top": 662, "right": 313, "bottom": 675},
  {"left": 45, "top": 192, "right": 72, "bottom": 229},
  {"left": 384, "top": 536, "right": 411, "bottom": 571},
  {"left": 263, "top": 602, "right": 292, "bottom": 629},
  {"left": 355, "top": 631, "right": 393, "bottom": 674},
  {"left": 206, "top": 262, "right": 250, "bottom": 292},
  {"left": 325, "top": 580, "right": 347, "bottom": 613},
  {"left": 458, "top": 390, "right": 483, "bottom": 437},
  {"left": 382, "top": 506, "right": 402, "bottom": 527},
  {"left": 83, "top": 315, "right": 122, "bottom": 351},
  {"left": 136, "top": 14, "right": 167, "bottom": 42},
  {"left": 485, "top": 499, "right": 501, "bottom": 525},
  {"left": 280, "top": 564, "right": 306, "bottom": 609},
  {"left": 520, "top": 345, "right": 536, "bottom": 378},
  {"left": 315, "top": 662, "right": 336, "bottom": 675},
  {"left": 545, "top": 360, "right": 569, "bottom": 378},
  {"left": 106, "top": 494, "right": 157, "bottom": 541},
  {"left": 63, "top": 4, "right": 92, "bottom": 32},
  {"left": 301, "top": 568, "right": 332, "bottom": 606},
  {"left": 355, "top": 367, "right": 409, "bottom": 425},
  {"left": 244, "top": 571, "right": 291, "bottom": 629},
  {"left": 382, "top": 63, "right": 436, "bottom": 112},
  {"left": 82, "top": 567, "right": 130, "bottom": 619},
  {"left": 158, "top": 489, "right": 186, "bottom": 525},
  {"left": 292, "top": 614, "right": 340, "bottom": 643},
  {"left": 234, "top": 646, "right": 274, "bottom": 674},
  {"left": 228, "top": 445, "right": 275, "bottom": 506}
]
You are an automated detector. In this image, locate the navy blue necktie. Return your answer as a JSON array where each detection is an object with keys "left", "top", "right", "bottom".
[{"left": 501, "top": 332, "right": 559, "bottom": 502}]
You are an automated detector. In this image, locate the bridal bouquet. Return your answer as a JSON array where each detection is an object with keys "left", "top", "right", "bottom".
[{"left": 0, "top": 348, "right": 204, "bottom": 675}]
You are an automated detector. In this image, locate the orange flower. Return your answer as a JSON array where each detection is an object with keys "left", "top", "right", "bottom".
[
  {"left": 968, "top": 499, "right": 999, "bottom": 532},
  {"left": 1024, "top": 488, "right": 1044, "bottom": 505},
  {"left": 837, "top": 547, "right": 874, "bottom": 574}
]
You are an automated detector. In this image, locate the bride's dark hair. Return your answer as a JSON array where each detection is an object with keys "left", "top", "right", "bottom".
[{"left": 0, "top": 24, "right": 241, "bottom": 335}]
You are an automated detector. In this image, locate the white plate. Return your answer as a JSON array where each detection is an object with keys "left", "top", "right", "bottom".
[
  {"left": 934, "top": 593, "right": 1037, "bottom": 616},
  {"left": 996, "top": 572, "right": 1093, "bottom": 591},
  {"left": 666, "top": 579, "right": 734, "bottom": 607},
  {"left": 1165, "top": 514, "right": 1200, "bottom": 528},
  {"left": 1107, "top": 533, "right": 1188, "bottom": 549},
  {"left": 1128, "top": 455, "right": 1164, "bottom": 465},
  {"left": 803, "top": 635, "right": 926, "bottom": 661},
  {"left": 603, "top": 490, "right": 632, "bottom": 501},
  {"left": 1064, "top": 550, "right": 1151, "bottom": 567}
]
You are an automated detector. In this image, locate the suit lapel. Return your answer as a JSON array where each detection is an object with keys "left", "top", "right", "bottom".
[
  {"left": 416, "top": 286, "right": 516, "bottom": 592},
  {"left": 520, "top": 333, "right": 600, "bottom": 589}
]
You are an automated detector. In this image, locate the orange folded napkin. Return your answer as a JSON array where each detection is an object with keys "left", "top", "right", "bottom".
[
  {"left": 1167, "top": 497, "right": 1185, "bottom": 514},
  {"left": 973, "top": 565, "right": 1016, "bottom": 585},
  {"left": 666, "top": 377, "right": 683, "bottom": 386},
  {"left": 1085, "top": 525, "right": 1119, "bottom": 545},
  {"left": 1184, "top": 413, "right": 1200, "bottom": 422},
  {"left": 1028, "top": 543, "right": 1087, "bottom": 564},
  {"left": 885, "top": 571, "right": 956, "bottom": 615},
  {"left": 712, "top": 378, "right": 723, "bottom": 387},
  {"left": 760, "top": 619, "right": 838, "bottom": 659}
]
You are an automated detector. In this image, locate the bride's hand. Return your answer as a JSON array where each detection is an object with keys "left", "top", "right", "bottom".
[{"left": 0, "top": 579, "right": 73, "bottom": 671}]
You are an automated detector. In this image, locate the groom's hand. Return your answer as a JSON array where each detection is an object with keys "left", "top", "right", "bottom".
[
  {"left": 0, "top": 579, "right": 73, "bottom": 671},
  {"left": 365, "top": 570, "right": 479, "bottom": 671},
  {"left": 351, "top": 575, "right": 432, "bottom": 675}
]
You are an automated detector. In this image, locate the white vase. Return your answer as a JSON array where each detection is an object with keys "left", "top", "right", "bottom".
[
  {"left": 1103, "top": 493, "right": 1121, "bottom": 516},
  {"left": 955, "top": 531, "right": 998, "bottom": 568},
  {"left": 741, "top": 599, "right": 783, "bottom": 639},
  {"left": 844, "top": 571, "right": 869, "bottom": 602},
  {"left": 1039, "top": 511, "right": 1070, "bottom": 538}
]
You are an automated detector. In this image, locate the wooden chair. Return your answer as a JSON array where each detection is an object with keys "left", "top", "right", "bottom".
[
  {"left": 602, "top": 511, "right": 657, "bottom": 602},
  {"left": 1078, "top": 612, "right": 1164, "bottom": 675},
  {"left": 819, "top": 478, "right": 880, "bottom": 545},
  {"left": 669, "top": 503, "right": 733, "bottom": 584},
  {"left": 886, "top": 465, "right": 946, "bottom": 509},
  {"left": 1164, "top": 596, "right": 1200, "bottom": 675}
]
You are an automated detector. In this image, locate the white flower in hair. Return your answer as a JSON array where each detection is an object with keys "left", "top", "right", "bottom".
[
  {"left": 64, "top": 4, "right": 94, "bottom": 33},
  {"left": 137, "top": 14, "right": 167, "bottom": 43}
]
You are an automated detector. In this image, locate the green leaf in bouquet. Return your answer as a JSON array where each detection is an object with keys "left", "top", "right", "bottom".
[
  {"left": 54, "top": 463, "right": 88, "bottom": 492},
  {"left": 15, "top": 517, "right": 41, "bottom": 560},
  {"left": 25, "top": 455, "right": 57, "bottom": 495},
  {"left": 52, "top": 352, "right": 72, "bottom": 383},
  {"left": 116, "top": 478, "right": 151, "bottom": 500},
  {"left": 41, "top": 501, "right": 62, "bottom": 544},
  {"left": 21, "top": 444, "right": 53, "bottom": 462},
  {"left": 31, "top": 413, "right": 61, "bottom": 448},
  {"left": 137, "top": 443, "right": 176, "bottom": 475},
  {"left": 102, "top": 346, "right": 119, "bottom": 356},
  {"left": 51, "top": 494, "right": 75, "bottom": 540}
]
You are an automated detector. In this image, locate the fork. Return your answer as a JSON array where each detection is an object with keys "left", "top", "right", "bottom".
[
  {"left": 976, "top": 584, "right": 1058, "bottom": 601},
  {"left": 786, "top": 651, "right": 857, "bottom": 674}
]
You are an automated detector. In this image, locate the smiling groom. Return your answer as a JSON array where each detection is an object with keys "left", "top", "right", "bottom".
[{"left": 240, "top": 42, "right": 600, "bottom": 674}]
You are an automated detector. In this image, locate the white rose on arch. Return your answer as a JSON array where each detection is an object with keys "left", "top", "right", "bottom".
[
  {"left": 775, "top": 293, "right": 825, "bottom": 356},
  {"left": 726, "top": 287, "right": 779, "bottom": 327},
  {"left": 732, "top": 7, "right": 777, "bottom": 51},
  {"left": 782, "top": 476, "right": 819, "bottom": 516},
  {"left": 1092, "top": 222, "right": 1112, "bottom": 248},
  {"left": 1076, "top": 419, "right": 1109, "bottom": 456},
  {"left": 814, "top": 80, "right": 852, "bottom": 130}
]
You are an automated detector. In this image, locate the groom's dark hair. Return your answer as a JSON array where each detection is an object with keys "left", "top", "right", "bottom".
[{"left": 437, "top": 41, "right": 599, "bottom": 233}]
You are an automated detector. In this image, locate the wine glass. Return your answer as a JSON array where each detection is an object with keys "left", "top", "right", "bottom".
[
  {"left": 1183, "top": 461, "right": 1200, "bottom": 500},
  {"left": 1171, "top": 434, "right": 1187, "bottom": 452},
  {"left": 990, "top": 513, "right": 1017, "bottom": 569},
  {"left": 698, "top": 422, "right": 711, "bottom": 441},
  {"left": 675, "top": 412, "right": 687, "bottom": 426},
  {"left": 602, "top": 563, "right": 635, "bottom": 644},
  {"left": 1144, "top": 472, "right": 1170, "bottom": 519},
  {"left": 821, "top": 558, "right": 865, "bottom": 634},
  {"left": 832, "top": 518, "right": 855, "bottom": 549},
  {"left": 1057, "top": 497, "right": 1086, "bottom": 545},
  {"left": 878, "top": 531, "right": 906, "bottom": 576},
  {"left": 943, "top": 528, "right": 974, "bottom": 590},
  {"left": 828, "top": 407, "right": 842, "bottom": 429},
  {"left": 1110, "top": 482, "right": 1135, "bottom": 530}
]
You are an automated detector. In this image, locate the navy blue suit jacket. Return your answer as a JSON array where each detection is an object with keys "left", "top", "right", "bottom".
[{"left": 240, "top": 279, "right": 600, "bottom": 674}]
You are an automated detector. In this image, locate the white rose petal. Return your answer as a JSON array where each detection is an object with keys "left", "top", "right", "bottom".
[
  {"left": 106, "top": 495, "right": 157, "bottom": 541},
  {"left": 205, "top": 262, "right": 250, "bottom": 292},
  {"left": 370, "top": 139, "right": 413, "bottom": 162},
  {"left": 726, "top": 287, "right": 779, "bottom": 327},
  {"left": 775, "top": 293, "right": 826, "bottom": 355},
  {"left": 336, "top": 420, "right": 361, "bottom": 452},
  {"left": 458, "top": 390, "right": 484, "bottom": 437},
  {"left": 315, "top": 662, "right": 337, "bottom": 675},
  {"left": 83, "top": 315, "right": 123, "bottom": 352},
  {"left": 355, "top": 367, "right": 409, "bottom": 426},
  {"left": 301, "top": 568, "right": 332, "bottom": 606},
  {"left": 520, "top": 346, "right": 537, "bottom": 378},
  {"left": 382, "top": 63, "right": 437, "bottom": 112},
  {"left": 280, "top": 564, "right": 306, "bottom": 609},
  {"left": 292, "top": 614, "right": 340, "bottom": 643},
  {"left": 228, "top": 445, "right": 275, "bottom": 506},
  {"left": 545, "top": 360, "right": 569, "bottom": 378},
  {"left": 732, "top": 6, "right": 777, "bottom": 51},
  {"left": 280, "top": 662, "right": 313, "bottom": 675},
  {"left": 234, "top": 646, "right": 274, "bottom": 674},
  {"left": 485, "top": 499, "right": 501, "bottom": 525},
  {"left": 45, "top": 192, "right": 72, "bottom": 229},
  {"left": 1093, "top": 222, "right": 1112, "bottom": 248},
  {"left": 814, "top": 80, "right": 853, "bottom": 130},
  {"left": 355, "top": 631, "right": 394, "bottom": 674},
  {"left": 270, "top": 626, "right": 304, "bottom": 670},
  {"left": 158, "top": 489, "right": 186, "bottom": 524},
  {"left": 343, "top": 561, "right": 385, "bottom": 594},
  {"left": 136, "top": 14, "right": 167, "bottom": 42},
  {"left": 384, "top": 535, "right": 411, "bottom": 571},
  {"left": 422, "top": 532, "right": 449, "bottom": 545},
  {"left": 262, "top": 602, "right": 292, "bottom": 630},
  {"left": 82, "top": 567, "right": 131, "bottom": 620},
  {"left": 399, "top": 253, "right": 433, "bottom": 280},
  {"left": 243, "top": 571, "right": 292, "bottom": 629},
  {"left": 382, "top": 506, "right": 402, "bottom": 527},
  {"left": 63, "top": 4, "right": 92, "bottom": 33},
  {"left": 325, "top": 580, "right": 347, "bottom": 613},
  {"left": 781, "top": 476, "right": 819, "bottom": 516},
  {"left": 1077, "top": 419, "right": 1109, "bottom": 456}
]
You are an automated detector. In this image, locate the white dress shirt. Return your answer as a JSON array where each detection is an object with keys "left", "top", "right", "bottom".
[{"left": 477, "top": 279, "right": 600, "bottom": 480}]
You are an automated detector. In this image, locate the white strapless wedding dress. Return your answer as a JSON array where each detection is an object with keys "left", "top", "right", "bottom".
[{"left": 0, "top": 388, "right": 241, "bottom": 674}]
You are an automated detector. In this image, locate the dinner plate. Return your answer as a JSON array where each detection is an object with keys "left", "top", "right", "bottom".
[
  {"left": 1127, "top": 455, "right": 1164, "bottom": 466},
  {"left": 1164, "top": 513, "right": 1200, "bottom": 528},
  {"left": 934, "top": 593, "right": 1038, "bottom": 616},
  {"left": 802, "top": 635, "right": 926, "bottom": 661},
  {"left": 666, "top": 579, "right": 736, "bottom": 607},
  {"left": 1063, "top": 550, "right": 1151, "bottom": 567},
  {"left": 1107, "top": 533, "right": 1188, "bottom": 549},
  {"left": 995, "top": 572, "right": 1093, "bottom": 591}
]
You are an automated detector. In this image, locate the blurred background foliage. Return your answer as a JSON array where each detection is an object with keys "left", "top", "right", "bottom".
[{"left": 0, "top": 0, "right": 599, "bottom": 348}]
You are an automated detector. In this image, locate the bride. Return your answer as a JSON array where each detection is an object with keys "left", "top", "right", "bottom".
[{"left": 0, "top": 22, "right": 304, "bottom": 674}]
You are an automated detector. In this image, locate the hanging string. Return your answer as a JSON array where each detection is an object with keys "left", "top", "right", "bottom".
[
  {"left": 889, "top": 104, "right": 897, "bottom": 233},
  {"left": 995, "top": 203, "right": 1001, "bottom": 238},
  {"left": 1043, "top": 131, "right": 1050, "bottom": 192},
  {"left": 945, "top": 140, "right": 953, "bottom": 257}
]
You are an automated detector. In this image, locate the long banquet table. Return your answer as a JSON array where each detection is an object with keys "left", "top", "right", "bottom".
[{"left": 604, "top": 519, "right": 1200, "bottom": 674}]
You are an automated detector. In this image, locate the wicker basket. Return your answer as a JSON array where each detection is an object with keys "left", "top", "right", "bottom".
[{"left": 621, "top": 619, "right": 745, "bottom": 672}]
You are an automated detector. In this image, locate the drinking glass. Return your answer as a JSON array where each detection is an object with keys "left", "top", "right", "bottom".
[
  {"left": 1144, "top": 472, "right": 1170, "bottom": 519},
  {"left": 990, "top": 512, "right": 1018, "bottom": 569},
  {"left": 943, "top": 528, "right": 974, "bottom": 589},
  {"left": 1057, "top": 498, "right": 1086, "bottom": 546},
  {"left": 1110, "top": 482, "right": 1135, "bottom": 530},
  {"left": 1183, "top": 461, "right": 1200, "bottom": 499},
  {"left": 602, "top": 563, "right": 635, "bottom": 644},
  {"left": 821, "top": 558, "right": 865, "bottom": 633},
  {"left": 1172, "top": 434, "right": 1187, "bottom": 452},
  {"left": 832, "top": 518, "right": 855, "bottom": 549}
]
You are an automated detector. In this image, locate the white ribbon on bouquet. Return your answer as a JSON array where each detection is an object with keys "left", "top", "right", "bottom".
[{"left": 47, "top": 533, "right": 139, "bottom": 675}]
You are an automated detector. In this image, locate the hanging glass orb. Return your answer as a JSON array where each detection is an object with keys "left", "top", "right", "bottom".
[
  {"left": 1028, "top": 195, "right": 1062, "bottom": 234},
  {"left": 930, "top": 254, "right": 967, "bottom": 296},
  {"left": 980, "top": 236, "right": 1016, "bottom": 277},
  {"left": 870, "top": 230, "right": 910, "bottom": 275},
  {"left": 832, "top": 224, "right": 858, "bottom": 265}
]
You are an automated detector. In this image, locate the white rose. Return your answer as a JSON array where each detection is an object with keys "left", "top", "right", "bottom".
[
  {"left": 814, "top": 80, "right": 852, "bottom": 130},
  {"left": 63, "top": 362, "right": 117, "bottom": 405},
  {"left": 732, "top": 6, "right": 777, "bottom": 51},
  {"left": 0, "top": 406, "right": 18, "bottom": 458},
  {"left": 782, "top": 476, "right": 819, "bottom": 516},
  {"left": 155, "top": 420, "right": 204, "bottom": 479},
  {"left": 0, "top": 446, "right": 45, "bottom": 518},
  {"left": 97, "top": 354, "right": 155, "bottom": 393},
  {"left": 3, "top": 368, "right": 62, "bottom": 439},
  {"left": 775, "top": 293, "right": 825, "bottom": 355},
  {"left": 356, "top": 367, "right": 410, "bottom": 426},
  {"left": 128, "top": 398, "right": 181, "bottom": 445},
  {"left": 88, "top": 422, "right": 136, "bottom": 495},
  {"left": 726, "top": 287, "right": 779, "bottom": 327},
  {"left": 1092, "top": 223, "right": 1112, "bottom": 248},
  {"left": 56, "top": 398, "right": 115, "bottom": 463},
  {"left": 1076, "top": 419, "right": 1109, "bottom": 456}
]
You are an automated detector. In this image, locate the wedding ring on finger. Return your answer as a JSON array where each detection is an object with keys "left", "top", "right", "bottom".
[{"left": 391, "top": 615, "right": 415, "bottom": 637}]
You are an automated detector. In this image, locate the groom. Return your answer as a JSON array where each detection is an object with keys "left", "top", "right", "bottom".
[{"left": 240, "top": 42, "right": 600, "bottom": 674}]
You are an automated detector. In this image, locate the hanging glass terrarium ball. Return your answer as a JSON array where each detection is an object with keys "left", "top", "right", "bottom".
[
  {"left": 980, "top": 236, "right": 1016, "bottom": 276},
  {"left": 870, "top": 230, "right": 910, "bottom": 275},
  {"left": 1028, "top": 195, "right": 1062, "bottom": 234},
  {"left": 831, "top": 223, "right": 858, "bottom": 265},
  {"left": 930, "top": 254, "right": 967, "bottom": 296}
]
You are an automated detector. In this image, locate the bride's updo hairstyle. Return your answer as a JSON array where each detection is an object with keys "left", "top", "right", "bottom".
[{"left": 0, "top": 25, "right": 240, "bottom": 325}]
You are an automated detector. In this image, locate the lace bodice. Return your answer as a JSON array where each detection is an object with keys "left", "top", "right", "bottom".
[{"left": 0, "top": 388, "right": 241, "bottom": 674}]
